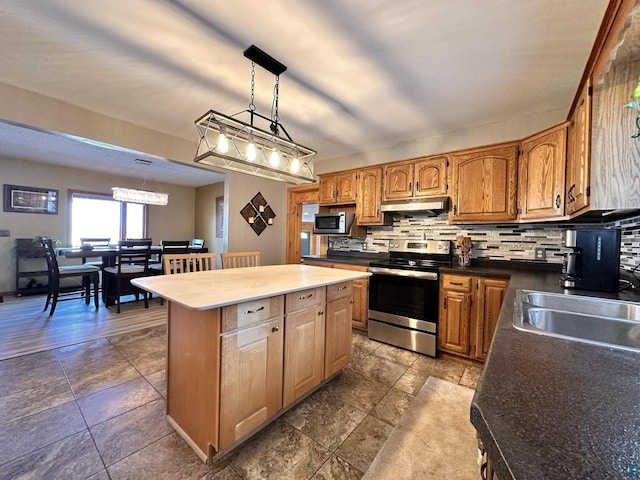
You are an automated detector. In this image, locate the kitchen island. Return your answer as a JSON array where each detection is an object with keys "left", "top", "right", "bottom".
[{"left": 132, "top": 264, "right": 370, "bottom": 463}]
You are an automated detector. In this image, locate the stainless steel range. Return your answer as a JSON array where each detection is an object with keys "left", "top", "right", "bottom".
[{"left": 368, "top": 239, "right": 452, "bottom": 357}]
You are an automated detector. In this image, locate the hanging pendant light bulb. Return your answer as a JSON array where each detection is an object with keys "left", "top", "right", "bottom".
[
  {"left": 269, "top": 147, "right": 280, "bottom": 168},
  {"left": 290, "top": 156, "right": 300, "bottom": 174},
  {"left": 246, "top": 138, "right": 257, "bottom": 161},
  {"left": 217, "top": 132, "right": 229, "bottom": 153}
]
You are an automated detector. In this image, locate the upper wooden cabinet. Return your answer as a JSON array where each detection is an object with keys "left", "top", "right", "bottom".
[
  {"left": 566, "top": 82, "right": 591, "bottom": 216},
  {"left": 449, "top": 143, "right": 519, "bottom": 223},
  {"left": 383, "top": 156, "right": 448, "bottom": 201},
  {"left": 518, "top": 123, "right": 568, "bottom": 221},
  {"left": 356, "top": 166, "right": 385, "bottom": 225},
  {"left": 318, "top": 171, "right": 357, "bottom": 205}
]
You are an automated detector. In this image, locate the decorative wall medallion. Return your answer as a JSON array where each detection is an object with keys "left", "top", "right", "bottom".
[{"left": 240, "top": 192, "right": 276, "bottom": 236}]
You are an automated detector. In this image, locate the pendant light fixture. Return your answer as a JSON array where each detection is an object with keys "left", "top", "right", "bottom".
[
  {"left": 194, "top": 45, "right": 316, "bottom": 184},
  {"left": 112, "top": 159, "right": 169, "bottom": 205}
]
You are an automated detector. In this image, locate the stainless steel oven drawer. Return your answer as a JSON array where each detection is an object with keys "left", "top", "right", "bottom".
[
  {"left": 369, "top": 310, "right": 436, "bottom": 334},
  {"left": 368, "top": 319, "right": 436, "bottom": 357}
]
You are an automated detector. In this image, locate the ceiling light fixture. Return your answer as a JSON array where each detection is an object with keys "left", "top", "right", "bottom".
[
  {"left": 112, "top": 160, "right": 169, "bottom": 205},
  {"left": 112, "top": 187, "right": 168, "bottom": 206},
  {"left": 194, "top": 45, "right": 316, "bottom": 184}
]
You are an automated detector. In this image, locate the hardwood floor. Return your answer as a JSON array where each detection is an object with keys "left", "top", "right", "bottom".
[{"left": 0, "top": 295, "right": 166, "bottom": 361}]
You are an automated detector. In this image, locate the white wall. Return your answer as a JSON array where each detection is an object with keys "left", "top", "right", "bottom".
[
  {"left": 195, "top": 182, "right": 226, "bottom": 269},
  {"left": 0, "top": 156, "right": 195, "bottom": 294},
  {"left": 314, "top": 109, "right": 566, "bottom": 174},
  {"left": 224, "top": 173, "right": 288, "bottom": 266}
]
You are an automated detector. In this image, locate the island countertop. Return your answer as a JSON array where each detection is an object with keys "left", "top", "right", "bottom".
[{"left": 131, "top": 264, "right": 370, "bottom": 310}]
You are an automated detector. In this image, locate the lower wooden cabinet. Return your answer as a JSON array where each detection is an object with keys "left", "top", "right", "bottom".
[
  {"left": 219, "top": 317, "right": 284, "bottom": 449},
  {"left": 303, "top": 260, "right": 369, "bottom": 329},
  {"left": 439, "top": 273, "right": 508, "bottom": 362},
  {"left": 283, "top": 305, "right": 325, "bottom": 406},
  {"left": 439, "top": 289, "right": 472, "bottom": 356},
  {"left": 325, "top": 295, "right": 353, "bottom": 378},
  {"left": 215, "top": 282, "right": 355, "bottom": 452}
]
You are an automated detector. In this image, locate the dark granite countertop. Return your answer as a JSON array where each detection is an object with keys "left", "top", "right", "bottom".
[
  {"left": 302, "top": 252, "right": 387, "bottom": 267},
  {"left": 472, "top": 270, "right": 640, "bottom": 480}
]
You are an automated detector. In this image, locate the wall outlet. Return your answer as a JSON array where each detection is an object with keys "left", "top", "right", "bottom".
[
  {"left": 0, "top": 229, "right": 10, "bottom": 237},
  {"left": 534, "top": 247, "right": 546, "bottom": 260}
]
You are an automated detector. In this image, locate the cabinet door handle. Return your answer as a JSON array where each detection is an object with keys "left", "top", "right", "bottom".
[
  {"left": 272, "top": 325, "right": 280, "bottom": 332},
  {"left": 244, "top": 306, "right": 265, "bottom": 314},
  {"left": 376, "top": 208, "right": 380, "bottom": 217},
  {"left": 415, "top": 181, "right": 419, "bottom": 191},
  {"left": 299, "top": 293, "right": 313, "bottom": 300},
  {"left": 555, "top": 194, "right": 561, "bottom": 208},
  {"left": 567, "top": 184, "right": 576, "bottom": 203},
  {"left": 453, "top": 205, "right": 458, "bottom": 216},
  {"left": 350, "top": 300, "right": 355, "bottom": 304},
  {"left": 318, "top": 310, "right": 324, "bottom": 315},
  {"left": 337, "top": 286, "right": 347, "bottom": 291},
  {"left": 450, "top": 281, "right": 463, "bottom": 286},
  {"left": 409, "top": 181, "right": 412, "bottom": 192},
  {"left": 443, "top": 297, "right": 447, "bottom": 309}
]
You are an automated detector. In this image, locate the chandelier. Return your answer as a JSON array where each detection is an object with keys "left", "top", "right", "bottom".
[
  {"left": 194, "top": 45, "right": 316, "bottom": 184},
  {"left": 112, "top": 187, "right": 168, "bottom": 206}
]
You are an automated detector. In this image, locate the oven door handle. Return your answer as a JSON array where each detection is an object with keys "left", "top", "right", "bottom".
[{"left": 368, "top": 267, "right": 438, "bottom": 280}]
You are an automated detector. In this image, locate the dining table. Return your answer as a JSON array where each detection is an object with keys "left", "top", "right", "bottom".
[{"left": 58, "top": 245, "right": 208, "bottom": 305}]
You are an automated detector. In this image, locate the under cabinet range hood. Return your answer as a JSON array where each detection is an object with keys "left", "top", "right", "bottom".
[{"left": 380, "top": 197, "right": 449, "bottom": 215}]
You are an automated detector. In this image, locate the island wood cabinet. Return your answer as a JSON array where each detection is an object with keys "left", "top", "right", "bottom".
[
  {"left": 565, "top": 81, "right": 591, "bottom": 216},
  {"left": 283, "top": 287, "right": 326, "bottom": 406},
  {"left": 356, "top": 166, "right": 385, "bottom": 225},
  {"left": 219, "top": 296, "right": 285, "bottom": 450},
  {"left": 518, "top": 123, "right": 568, "bottom": 221},
  {"left": 438, "top": 273, "right": 508, "bottom": 362},
  {"left": 165, "top": 280, "right": 356, "bottom": 461},
  {"left": 318, "top": 170, "right": 358, "bottom": 205},
  {"left": 449, "top": 143, "right": 519, "bottom": 223},
  {"left": 383, "top": 156, "right": 448, "bottom": 201},
  {"left": 302, "top": 260, "right": 369, "bottom": 330},
  {"left": 325, "top": 281, "right": 355, "bottom": 378}
]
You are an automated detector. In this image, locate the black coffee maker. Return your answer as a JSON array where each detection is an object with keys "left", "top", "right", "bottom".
[{"left": 562, "top": 229, "right": 621, "bottom": 292}]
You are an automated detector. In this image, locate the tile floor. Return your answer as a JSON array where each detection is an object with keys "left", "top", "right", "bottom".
[{"left": 0, "top": 327, "right": 481, "bottom": 480}]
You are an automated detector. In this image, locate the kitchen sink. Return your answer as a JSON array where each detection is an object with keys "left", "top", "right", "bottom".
[{"left": 514, "top": 290, "right": 640, "bottom": 352}]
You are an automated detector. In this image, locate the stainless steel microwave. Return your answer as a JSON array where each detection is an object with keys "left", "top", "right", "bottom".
[{"left": 313, "top": 212, "right": 355, "bottom": 235}]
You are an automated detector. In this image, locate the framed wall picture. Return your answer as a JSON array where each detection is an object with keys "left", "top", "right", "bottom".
[
  {"left": 3, "top": 184, "right": 58, "bottom": 214},
  {"left": 216, "top": 196, "right": 224, "bottom": 238}
]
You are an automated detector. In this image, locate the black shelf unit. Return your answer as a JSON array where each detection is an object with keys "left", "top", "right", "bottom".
[{"left": 15, "top": 238, "right": 48, "bottom": 297}]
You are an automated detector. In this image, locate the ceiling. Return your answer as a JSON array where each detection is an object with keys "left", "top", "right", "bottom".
[{"left": 0, "top": 0, "right": 609, "bottom": 186}]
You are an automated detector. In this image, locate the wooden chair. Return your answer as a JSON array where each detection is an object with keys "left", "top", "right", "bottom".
[
  {"left": 149, "top": 240, "right": 190, "bottom": 274},
  {"left": 221, "top": 251, "right": 261, "bottom": 269},
  {"left": 163, "top": 252, "right": 217, "bottom": 274},
  {"left": 41, "top": 238, "right": 100, "bottom": 316},
  {"left": 103, "top": 239, "right": 152, "bottom": 313}
]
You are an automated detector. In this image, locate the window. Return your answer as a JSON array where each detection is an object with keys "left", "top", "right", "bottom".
[{"left": 70, "top": 192, "right": 147, "bottom": 246}]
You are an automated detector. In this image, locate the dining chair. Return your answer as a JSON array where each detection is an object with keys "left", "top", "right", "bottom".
[
  {"left": 103, "top": 239, "right": 152, "bottom": 313},
  {"left": 220, "top": 251, "right": 261, "bottom": 269},
  {"left": 79, "top": 237, "right": 111, "bottom": 267},
  {"left": 191, "top": 238, "right": 205, "bottom": 249},
  {"left": 41, "top": 238, "right": 100, "bottom": 316},
  {"left": 163, "top": 252, "right": 217, "bottom": 274},
  {"left": 149, "top": 240, "right": 190, "bottom": 274}
]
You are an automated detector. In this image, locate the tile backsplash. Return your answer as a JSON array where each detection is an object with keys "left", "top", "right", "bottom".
[{"left": 328, "top": 212, "right": 640, "bottom": 272}]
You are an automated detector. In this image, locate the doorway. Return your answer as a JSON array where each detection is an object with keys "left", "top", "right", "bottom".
[{"left": 286, "top": 184, "right": 319, "bottom": 263}]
